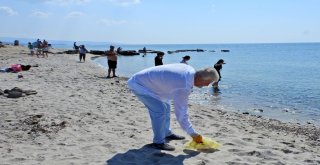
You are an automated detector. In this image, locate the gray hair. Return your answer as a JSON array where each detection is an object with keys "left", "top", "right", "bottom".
[{"left": 195, "top": 67, "right": 219, "bottom": 82}]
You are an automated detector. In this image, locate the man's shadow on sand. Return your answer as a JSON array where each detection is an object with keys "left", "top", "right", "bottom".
[{"left": 105, "top": 144, "right": 216, "bottom": 165}]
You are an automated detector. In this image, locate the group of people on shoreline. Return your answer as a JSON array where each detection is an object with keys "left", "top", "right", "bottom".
[
  {"left": 155, "top": 52, "right": 191, "bottom": 66},
  {"left": 102, "top": 44, "right": 226, "bottom": 89},
  {"left": 28, "top": 39, "right": 49, "bottom": 58},
  {"left": 72, "top": 43, "right": 226, "bottom": 89},
  {"left": 153, "top": 51, "right": 225, "bottom": 88}
]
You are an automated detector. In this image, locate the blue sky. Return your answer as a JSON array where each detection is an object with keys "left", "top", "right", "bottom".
[{"left": 0, "top": 0, "right": 319, "bottom": 44}]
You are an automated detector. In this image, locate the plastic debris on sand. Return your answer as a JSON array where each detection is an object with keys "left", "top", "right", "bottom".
[{"left": 184, "top": 137, "right": 220, "bottom": 150}]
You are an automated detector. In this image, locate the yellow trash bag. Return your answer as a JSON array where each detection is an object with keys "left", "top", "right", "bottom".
[{"left": 184, "top": 137, "right": 220, "bottom": 150}]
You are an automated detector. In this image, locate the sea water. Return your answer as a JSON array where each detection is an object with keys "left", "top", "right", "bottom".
[{"left": 60, "top": 43, "right": 320, "bottom": 125}]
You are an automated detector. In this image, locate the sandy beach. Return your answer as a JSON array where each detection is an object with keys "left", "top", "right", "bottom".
[{"left": 0, "top": 45, "right": 319, "bottom": 165}]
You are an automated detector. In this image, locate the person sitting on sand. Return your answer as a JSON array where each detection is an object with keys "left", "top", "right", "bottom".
[
  {"left": 79, "top": 45, "right": 89, "bottom": 62},
  {"left": 180, "top": 55, "right": 191, "bottom": 64},
  {"left": 127, "top": 64, "right": 219, "bottom": 151},
  {"left": 154, "top": 52, "right": 164, "bottom": 66},
  {"left": 212, "top": 59, "right": 226, "bottom": 89},
  {"left": 105, "top": 45, "right": 118, "bottom": 78}
]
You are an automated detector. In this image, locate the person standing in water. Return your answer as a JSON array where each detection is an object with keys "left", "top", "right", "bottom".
[
  {"left": 154, "top": 52, "right": 164, "bottom": 66},
  {"left": 213, "top": 59, "right": 226, "bottom": 88},
  {"left": 180, "top": 55, "right": 191, "bottom": 64}
]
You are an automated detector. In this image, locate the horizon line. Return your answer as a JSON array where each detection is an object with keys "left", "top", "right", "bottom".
[{"left": 1, "top": 36, "right": 320, "bottom": 45}]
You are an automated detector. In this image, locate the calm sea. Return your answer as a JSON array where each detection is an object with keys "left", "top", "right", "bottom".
[{"left": 56, "top": 43, "right": 320, "bottom": 125}]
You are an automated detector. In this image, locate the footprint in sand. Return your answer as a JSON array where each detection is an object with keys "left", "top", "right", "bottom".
[
  {"left": 223, "top": 142, "right": 235, "bottom": 146},
  {"left": 242, "top": 138, "right": 253, "bottom": 142},
  {"left": 281, "top": 148, "right": 293, "bottom": 154},
  {"left": 227, "top": 148, "right": 243, "bottom": 153}
]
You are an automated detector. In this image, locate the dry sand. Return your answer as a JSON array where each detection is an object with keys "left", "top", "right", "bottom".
[{"left": 0, "top": 45, "right": 319, "bottom": 165}]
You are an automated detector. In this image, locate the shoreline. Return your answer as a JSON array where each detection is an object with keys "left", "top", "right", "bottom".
[
  {"left": 91, "top": 55, "right": 320, "bottom": 127},
  {"left": 1, "top": 45, "right": 319, "bottom": 164},
  {"left": 90, "top": 52, "right": 320, "bottom": 139}
]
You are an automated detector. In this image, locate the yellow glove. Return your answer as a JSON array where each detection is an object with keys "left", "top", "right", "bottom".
[{"left": 192, "top": 134, "right": 203, "bottom": 143}]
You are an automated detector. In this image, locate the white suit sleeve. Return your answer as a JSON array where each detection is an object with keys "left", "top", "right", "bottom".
[{"left": 173, "top": 89, "right": 197, "bottom": 135}]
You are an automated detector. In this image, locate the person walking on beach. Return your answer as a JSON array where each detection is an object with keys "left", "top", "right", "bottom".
[
  {"left": 127, "top": 63, "right": 219, "bottom": 151},
  {"left": 27, "top": 42, "right": 34, "bottom": 56},
  {"left": 35, "top": 39, "right": 42, "bottom": 58},
  {"left": 180, "top": 55, "right": 191, "bottom": 64},
  {"left": 213, "top": 59, "right": 226, "bottom": 89},
  {"left": 79, "top": 45, "right": 89, "bottom": 62},
  {"left": 105, "top": 45, "right": 118, "bottom": 78},
  {"left": 42, "top": 40, "right": 49, "bottom": 58},
  {"left": 154, "top": 52, "right": 164, "bottom": 66}
]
